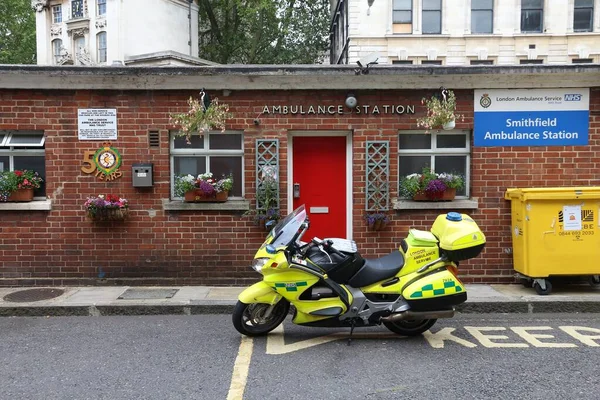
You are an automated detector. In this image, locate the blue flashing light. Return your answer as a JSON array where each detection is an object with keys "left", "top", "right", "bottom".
[
  {"left": 265, "top": 244, "right": 277, "bottom": 254},
  {"left": 446, "top": 212, "right": 462, "bottom": 221}
]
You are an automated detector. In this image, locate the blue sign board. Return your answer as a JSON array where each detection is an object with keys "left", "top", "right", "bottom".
[{"left": 474, "top": 89, "right": 590, "bottom": 147}]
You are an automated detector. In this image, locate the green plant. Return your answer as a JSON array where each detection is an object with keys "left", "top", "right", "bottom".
[
  {"left": 0, "top": 169, "right": 43, "bottom": 201},
  {"left": 416, "top": 88, "right": 464, "bottom": 131},
  {"left": 169, "top": 94, "right": 231, "bottom": 144},
  {"left": 174, "top": 172, "right": 233, "bottom": 197},
  {"left": 399, "top": 167, "right": 464, "bottom": 199},
  {"left": 244, "top": 177, "right": 280, "bottom": 225}
]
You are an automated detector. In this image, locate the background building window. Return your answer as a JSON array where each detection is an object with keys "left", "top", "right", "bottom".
[
  {"left": 422, "top": 0, "right": 442, "bottom": 34},
  {"left": 392, "top": 60, "right": 413, "bottom": 64},
  {"left": 470, "top": 59, "right": 494, "bottom": 65},
  {"left": 519, "top": 59, "right": 543, "bottom": 64},
  {"left": 0, "top": 131, "right": 46, "bottom": 198},
  {"left": 52, "top": 5, "right": 62, "bottom": 23},
  {"left": 572, "top": 58, "right": 593, "bottom": 63},
  {"left": 71, "top": 0, "right": 84, "bottom": 19},
  {"left": 421, "top": 60, "right": 442, "bottom": 65},
  {"left": 392, "top": 0, "right": 412, "bottom": 34},
  {"left": 574, "top": 0, "right": 594, "bottom": 32},
  {"left": 471, "top": 0, "right": 493, "bottom": 33},
  {"left": 170, "top": 132, "right": 244, "bottom": 198},
  {"left": 398, "top": 130, "right": 470, "bottom": 197},
  {"left": 97, "top": 0, "right": 107, "bottom": 16},
  {"left": 521, "top": 0, "right": 543, "bottom": 32},
  {"left": 74, "top": 36, "right": 85, "bottom": 64},
  {"left": 97, "top": 32, "right": 107, "bottom": 63},
  {"left": 52, "top": 39, "right": 62, "bottom": 64}
]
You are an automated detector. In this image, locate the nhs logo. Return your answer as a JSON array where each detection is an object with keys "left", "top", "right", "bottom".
[{"left": 564, "top": 94, "right": 582, "bottom": 101}]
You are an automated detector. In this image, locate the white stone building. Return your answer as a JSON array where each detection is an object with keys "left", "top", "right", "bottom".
[
  {"left": 330, "top": 0, "right": 600, "bottom": 65},
  {"left": 31, "top": 0, "right": 215, "bottom": 66}
]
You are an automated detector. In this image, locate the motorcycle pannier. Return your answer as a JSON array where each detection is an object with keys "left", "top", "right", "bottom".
[
  {"left": 306, "top": 243, "right": 365, "bottom": 284},
  {"left": 430, "top": 212, "right": 486, "bottom": 262}
]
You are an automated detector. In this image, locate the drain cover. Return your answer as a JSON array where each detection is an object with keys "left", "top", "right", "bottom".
[
  {"left": 118, "top": 288, "right": 179, "bottom": 300},
  {"left": 3, "top": 288, "right": 65, "bottom": 303}
]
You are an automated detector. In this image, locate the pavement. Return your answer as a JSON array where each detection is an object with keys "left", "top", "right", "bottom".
[{"left": 2, "top": 283, "right": 600, "bottom": 317}]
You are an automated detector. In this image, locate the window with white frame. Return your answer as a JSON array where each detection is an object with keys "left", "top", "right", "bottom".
[
  {"left": 74, "top": 36, "right": 85, "bottom": 64},
  {"left": 521, "top": 0, "right": 543, "bottom": 33},
  {"left": 0, "top": 131, "right": 46, "bottom": 198},
  {"left": 170, "top": 132, "right": 244, "bottom": 198},
  {"left": 574, "top": 0, "right": 594, "bottom": 32},
  {"left": 398, "top": 130, "right": 470, "bottom": 197},
  {"left": 422, "top": 0, "right": 442, "bottom": 34},
  {"left": 97, "top": 32, "right": 107, "bottom": 63},
  {"left": 392, "top": 0, "right": 412, "bottom": 34},
  {"left": 471, "top": 0, "right": 493, "bottom": 34},
  {"left": 52, "top": 5, "right": 62, "bottom": 23},
  {"left": 97, "top": 0, "right": 107, "bottom": 16},
  {"left": 52, "top": 39, "right": 62, "bottom": 64}
]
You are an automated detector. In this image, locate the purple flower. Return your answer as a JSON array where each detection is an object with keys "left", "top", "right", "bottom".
[
  {"left": 198, "top": 181, "right": 216, "bottom": 196},
  {"left": 425, "top": 179, "right": 447, "bottom": 197}
]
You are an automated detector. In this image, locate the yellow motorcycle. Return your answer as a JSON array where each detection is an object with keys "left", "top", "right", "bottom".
[{"left": 233, "top": 205, "right": 485, "bottom": 337}]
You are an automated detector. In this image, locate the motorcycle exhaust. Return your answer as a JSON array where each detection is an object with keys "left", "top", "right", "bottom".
[{"left": 381, "top": 309, "right": 455, "bottom": 323}]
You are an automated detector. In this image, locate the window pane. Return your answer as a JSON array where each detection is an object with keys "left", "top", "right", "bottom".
[
  {"left": 574, "top": 9, "right": 593, "bottom": 31},
  {"left": 173, "top": 135, "right": 204, "bottom": 149},
  {"left": 422, "top": 11, "right": 441, "bottom": 33},
  {"left": 209, "top": 156, "right": 242, "bottom": 196},
  {"left": 209, "top": 134, "right": 242, "bottom": 150},
  {"left": 437, "top": 135, "right": 466, "bottom": 148},
  {"left": 470, "top": 59, "right": 494, "bottom": 65},
  {"left": 575, "top": 0, "right": 594, "bottom": 7},
  {"left": 14, "top": 156, "right": 46, "bottom": 197},
  {"left": 393, "top": 10, "right": 412, "bottom": 23},
  {"left": 521, "top": 10, "right": 542, "bottom": 32},
  {"left": 399, "top": 134, "right": 431, "bottom": 149},
  {"left": 472, "top": 10, "right": 493, "bottom": 33},
  {"left": 472, "top": 0, "right": 492, "bottom": 9},
  {"left": 423, "top": 0, "right": 441, "bottom": 10},
  {"left": 0, "top": 156, "right": 8, "bottom": 171},
  {"left": 173, "top": 156, "right": 206, "bottom": 176},
  {"left": 393, "top": 0, "right": 412, "bottom": 9},
  {"left": 7, "top": 132, "right": 44, "bottom": 146},
  {"left": 435, "top": 156, "right": 466, "bottom": 196},
  {"left": 398, "top": 156, "right": 431, "bottom": 178},
  {"left": 522, "top": 0, "right": 542, "bottom": 8}
]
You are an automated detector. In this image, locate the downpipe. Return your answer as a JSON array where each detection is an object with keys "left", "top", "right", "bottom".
[{"left": 381, "top": 308, "right": 455, "bottom": 323}]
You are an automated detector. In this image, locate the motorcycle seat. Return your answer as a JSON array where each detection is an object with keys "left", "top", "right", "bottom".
[{"left": 347, "top": 250, "right": 404, "bottom": 288}]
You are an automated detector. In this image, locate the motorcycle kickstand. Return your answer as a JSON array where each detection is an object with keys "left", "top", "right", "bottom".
[{"left": 347, "top": 320, "right": 356, "bottom": 346}]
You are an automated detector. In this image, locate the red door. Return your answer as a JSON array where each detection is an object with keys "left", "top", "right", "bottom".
[{"left": 292, "top": 136, "right": 346, "bottom": 239}]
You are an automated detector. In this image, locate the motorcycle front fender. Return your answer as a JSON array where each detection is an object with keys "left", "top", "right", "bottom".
[{"left": 238, "top": 281, "right": 282, "bottom": 305}]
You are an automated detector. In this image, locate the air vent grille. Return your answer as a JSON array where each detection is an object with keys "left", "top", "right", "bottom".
[{"left": 148, "top": 130, "right": 160, "bottom": 147}]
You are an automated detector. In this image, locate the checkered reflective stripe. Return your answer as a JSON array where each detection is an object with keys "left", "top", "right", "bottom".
[
  {"left": 274, "top": 282, "right": 308, "bottom": 292},
  {"left": 409, "top": 280, "right": 463, "bottom": 298}
]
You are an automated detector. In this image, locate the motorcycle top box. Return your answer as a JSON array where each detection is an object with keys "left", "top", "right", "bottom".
[{"left": 233, "top": 205, "right": 486, "bottom": 339}]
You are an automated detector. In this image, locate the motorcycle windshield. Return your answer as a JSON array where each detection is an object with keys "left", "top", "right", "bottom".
[{"left": 269, "top": 205, "right": 307, "bottom": 248}]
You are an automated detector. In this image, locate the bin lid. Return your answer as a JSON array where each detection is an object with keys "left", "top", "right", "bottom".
[{"left": 504, "top": 187, "right": 600, "bottom": 201}]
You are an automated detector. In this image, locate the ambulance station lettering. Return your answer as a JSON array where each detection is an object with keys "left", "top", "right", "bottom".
[{"left": 262, "top": 104, "right": 415, "bottom": 115}]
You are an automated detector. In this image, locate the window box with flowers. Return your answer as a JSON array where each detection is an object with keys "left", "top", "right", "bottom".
[
  {"left": 0, "top": 170, "right": 43, "bottom": 202},
  {"left": 85, "top": 194, "right": 129, "bottom": 221},
  {"left": 400, "top": 168, "right": 464, "bottom": 201},
  {"left": 416, "top": 88, "right": 464, "bottom": 132},
  {"left": 175, "top": 172, "right": 233, "bottom": 202}
]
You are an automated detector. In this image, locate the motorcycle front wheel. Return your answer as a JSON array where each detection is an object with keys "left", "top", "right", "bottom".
[
  {"left": 232, "top": 300, "right": 290, "bottom": 337},
  {"left": 382, "top": 319, "right": 437, "bottom": 336}
]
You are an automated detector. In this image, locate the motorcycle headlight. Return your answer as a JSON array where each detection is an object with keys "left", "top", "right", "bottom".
[{"left": 251, "top": 258, "right": 270, "bottom": 273}]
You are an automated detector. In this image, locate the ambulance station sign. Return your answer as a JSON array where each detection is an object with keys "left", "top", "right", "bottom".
[
  {"left": 474, "top": 89, "right": 589, "bottom": 147},
  {"left": 78, "top": 109, "right": 118, "bottom": 140}
]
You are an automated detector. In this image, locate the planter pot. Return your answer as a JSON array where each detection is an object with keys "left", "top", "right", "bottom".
[
  {"left": 7, "top": 188, "right": 34, "bottom": 202},
  {"left": 184, "top": 190, "right": 228, "bottom": 202},
  {"left": 442, "top": 118, "right": 456, "bottom": 130},
  {"left": 368, "top": 220, "right": 388, "bottom": 231},
  {"left": 88, "top": 208, "right": 129, "bottom": 221},
  {"left": 413, "top": 188, "right": 456, "bottom": 201}
]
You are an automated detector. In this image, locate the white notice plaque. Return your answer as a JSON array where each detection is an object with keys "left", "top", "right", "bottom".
[
  {"left": 563, "top": 205, "right": 582, "bottom": 231},
  {"left": 78, "top": 109, "right": 117, "bottom": 140}
]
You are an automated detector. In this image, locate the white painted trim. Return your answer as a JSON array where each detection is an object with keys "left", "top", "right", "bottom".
[{"left": 287, "top": 130, "right": 353, "bottom": 240}]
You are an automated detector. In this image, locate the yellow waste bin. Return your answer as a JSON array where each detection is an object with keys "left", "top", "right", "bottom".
[{"left": 504, "top": 187, "right": 600, "bottom": 295}]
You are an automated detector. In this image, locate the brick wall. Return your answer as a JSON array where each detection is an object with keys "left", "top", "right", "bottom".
[{"left": 0, "top": 87, "right": 598, "bottom": 286}]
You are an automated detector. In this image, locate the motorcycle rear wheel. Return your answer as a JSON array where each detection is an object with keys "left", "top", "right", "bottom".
[
  {"left": 232, "top": 300, "right": 290, "bottom": 337},
  {"left": 382, "top": 319, "right": 437, "bottom": 336}
]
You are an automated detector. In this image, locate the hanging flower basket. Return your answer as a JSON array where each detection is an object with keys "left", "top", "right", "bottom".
[
  {"left": 87, "top": 208, "right": 129, "bottom": 221},
  {"left": 84, "top": 194, "right": 129, "bottom": 222},
  {"left": 416, "top": 88, "right": 463, "bottom": 132},
  {"left": 365, "top": 212, "right": 390, "bottom": 231}
]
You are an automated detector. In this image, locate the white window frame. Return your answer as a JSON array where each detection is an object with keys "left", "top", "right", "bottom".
[
  {"left": 169, "top": 132, "right": 245, "bottom": 199},
  {"left": 52, "top": 39, "right": 62, "bottom": 64},
  {"left": 0, "top": 131, "right": 46, "bottom": 199},
  {"left": 52, "top": 5, "right": 62, "bottom": 23},
  {"left": 97, "top": 32, "right": 107, "bottom": 63},
  {"left": 471, "top": 0, "right": 493, "bottom": 34},
  {"left": 97, "top": 0, "right": 107, "bottom": 16},
  {"left": 398, "top": 130, "right": 471, "bottom": 198}
]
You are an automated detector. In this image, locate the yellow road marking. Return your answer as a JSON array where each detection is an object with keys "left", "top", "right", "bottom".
[{"left": 227, "top": 335, "right": 253, "bottom": 400}]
